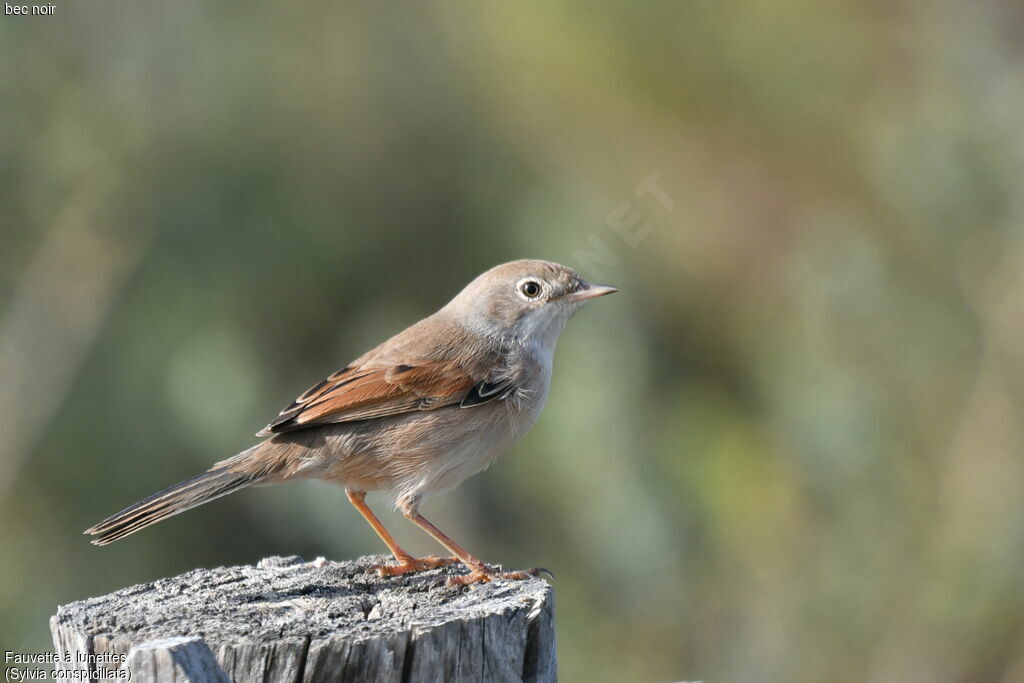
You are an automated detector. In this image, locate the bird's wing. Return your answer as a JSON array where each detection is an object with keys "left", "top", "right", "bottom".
[{"left": 258, "top": 360, "right": 490, "bottom": 435}]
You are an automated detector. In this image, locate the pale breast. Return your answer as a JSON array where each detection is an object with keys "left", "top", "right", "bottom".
[
  {"left": 280, "top": 375, "right": 541, "bottom": 501},
  {"left": 265, "top": 347, "right": 553, "bottom": 506}
]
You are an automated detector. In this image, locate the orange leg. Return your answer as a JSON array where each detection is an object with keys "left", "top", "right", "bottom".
[
  {"left": 345, "top": 489, "right": 456, "bottom": 576},
  {"left": 398, "top": 501, "right": 542, "bottom": 586}
]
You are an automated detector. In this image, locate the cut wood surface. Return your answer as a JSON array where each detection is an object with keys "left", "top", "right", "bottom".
[{"left": 50, "top": 555, "right": 556, "bottom": 683}]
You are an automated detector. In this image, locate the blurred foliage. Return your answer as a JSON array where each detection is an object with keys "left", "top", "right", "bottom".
[{"left": 3, "top": 1, "right": 1024, "bottom": 681}]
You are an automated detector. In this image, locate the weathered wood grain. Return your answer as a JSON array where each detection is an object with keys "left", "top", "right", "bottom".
[
  {"left": 50, "top": 555, "right": 556, "bottom": 683},
  {"left": 122, "top": 637, "right": 229, "bottom": 682}
]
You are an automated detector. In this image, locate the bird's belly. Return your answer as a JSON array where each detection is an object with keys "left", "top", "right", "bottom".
[{"left": 301, "top": 386, "right": 547, "bottom": 502}]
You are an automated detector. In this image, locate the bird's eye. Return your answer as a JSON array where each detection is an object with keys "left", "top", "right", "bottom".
[{"left": 519, "top": 279, "right": 542, "bottom": 298}]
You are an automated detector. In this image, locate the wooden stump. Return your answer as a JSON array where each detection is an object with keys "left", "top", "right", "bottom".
[{"left": 50, "top": 555, "right": 556, "bottom": 683}]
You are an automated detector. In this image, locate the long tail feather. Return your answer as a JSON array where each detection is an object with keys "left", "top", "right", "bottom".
[{"left": 84, "top": 466, "right": 262, "bottom": 546}]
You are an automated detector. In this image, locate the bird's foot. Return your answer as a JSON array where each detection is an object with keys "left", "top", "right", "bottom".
[
  {"left": 373, "top": 554, "right": 458, "bottom": 577},
  {"left": 446, "top": 564, "right": 553, "bottom": 587}
]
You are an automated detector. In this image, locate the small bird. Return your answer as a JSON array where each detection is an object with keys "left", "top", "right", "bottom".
[{"left": 86, "top": 259, "right": 617, "bottom": 585}]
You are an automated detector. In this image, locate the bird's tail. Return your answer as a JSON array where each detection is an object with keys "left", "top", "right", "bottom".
[{"left": 84, "top": 445, "right": 278, "bottom": 546}]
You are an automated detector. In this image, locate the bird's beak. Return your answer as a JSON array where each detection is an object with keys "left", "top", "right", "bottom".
[{"left": 568, "top": 284, "right": 619, "bottom": 303}]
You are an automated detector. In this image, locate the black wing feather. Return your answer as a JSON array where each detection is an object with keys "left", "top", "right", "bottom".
[{"left": 460, "top": 378, "right": 516, "bottom": 407}]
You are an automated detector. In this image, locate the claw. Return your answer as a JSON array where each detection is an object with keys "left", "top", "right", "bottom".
[
  {"left": 531, "top": 567, "right": 555, "bottom": 581},
  {"left": 446, "top": 564, "right": 548, "bottom": 587}
]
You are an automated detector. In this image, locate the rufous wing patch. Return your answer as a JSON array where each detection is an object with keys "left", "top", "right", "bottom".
[{"left": 258, "top": 361, "right": 478, "bottom": 435}]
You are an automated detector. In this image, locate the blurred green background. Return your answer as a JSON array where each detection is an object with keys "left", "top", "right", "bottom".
[{"left": 3, "top": 1, "right": 1024, "bottom": 681}]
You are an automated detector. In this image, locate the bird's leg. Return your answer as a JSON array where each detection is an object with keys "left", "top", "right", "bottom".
[
  {"left": 398, "top": 498, "right": 541, "bottom": 586},
  {"left": 345, "top": 489, "right": 456, "bottom": 576}
]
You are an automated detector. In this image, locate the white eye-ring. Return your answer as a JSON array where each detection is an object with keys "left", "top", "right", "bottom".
[{"left": 517, "top": 278, "right": 543, "bottom": 299}]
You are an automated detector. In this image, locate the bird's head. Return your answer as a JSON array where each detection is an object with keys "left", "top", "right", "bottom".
[{"left": 444, "top": 259, "right": 618, "bottom": 351}]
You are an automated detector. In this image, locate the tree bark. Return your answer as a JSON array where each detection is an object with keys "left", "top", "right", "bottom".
[{"left": 50, "top": 555, "right": 556, "bottom": 683}]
